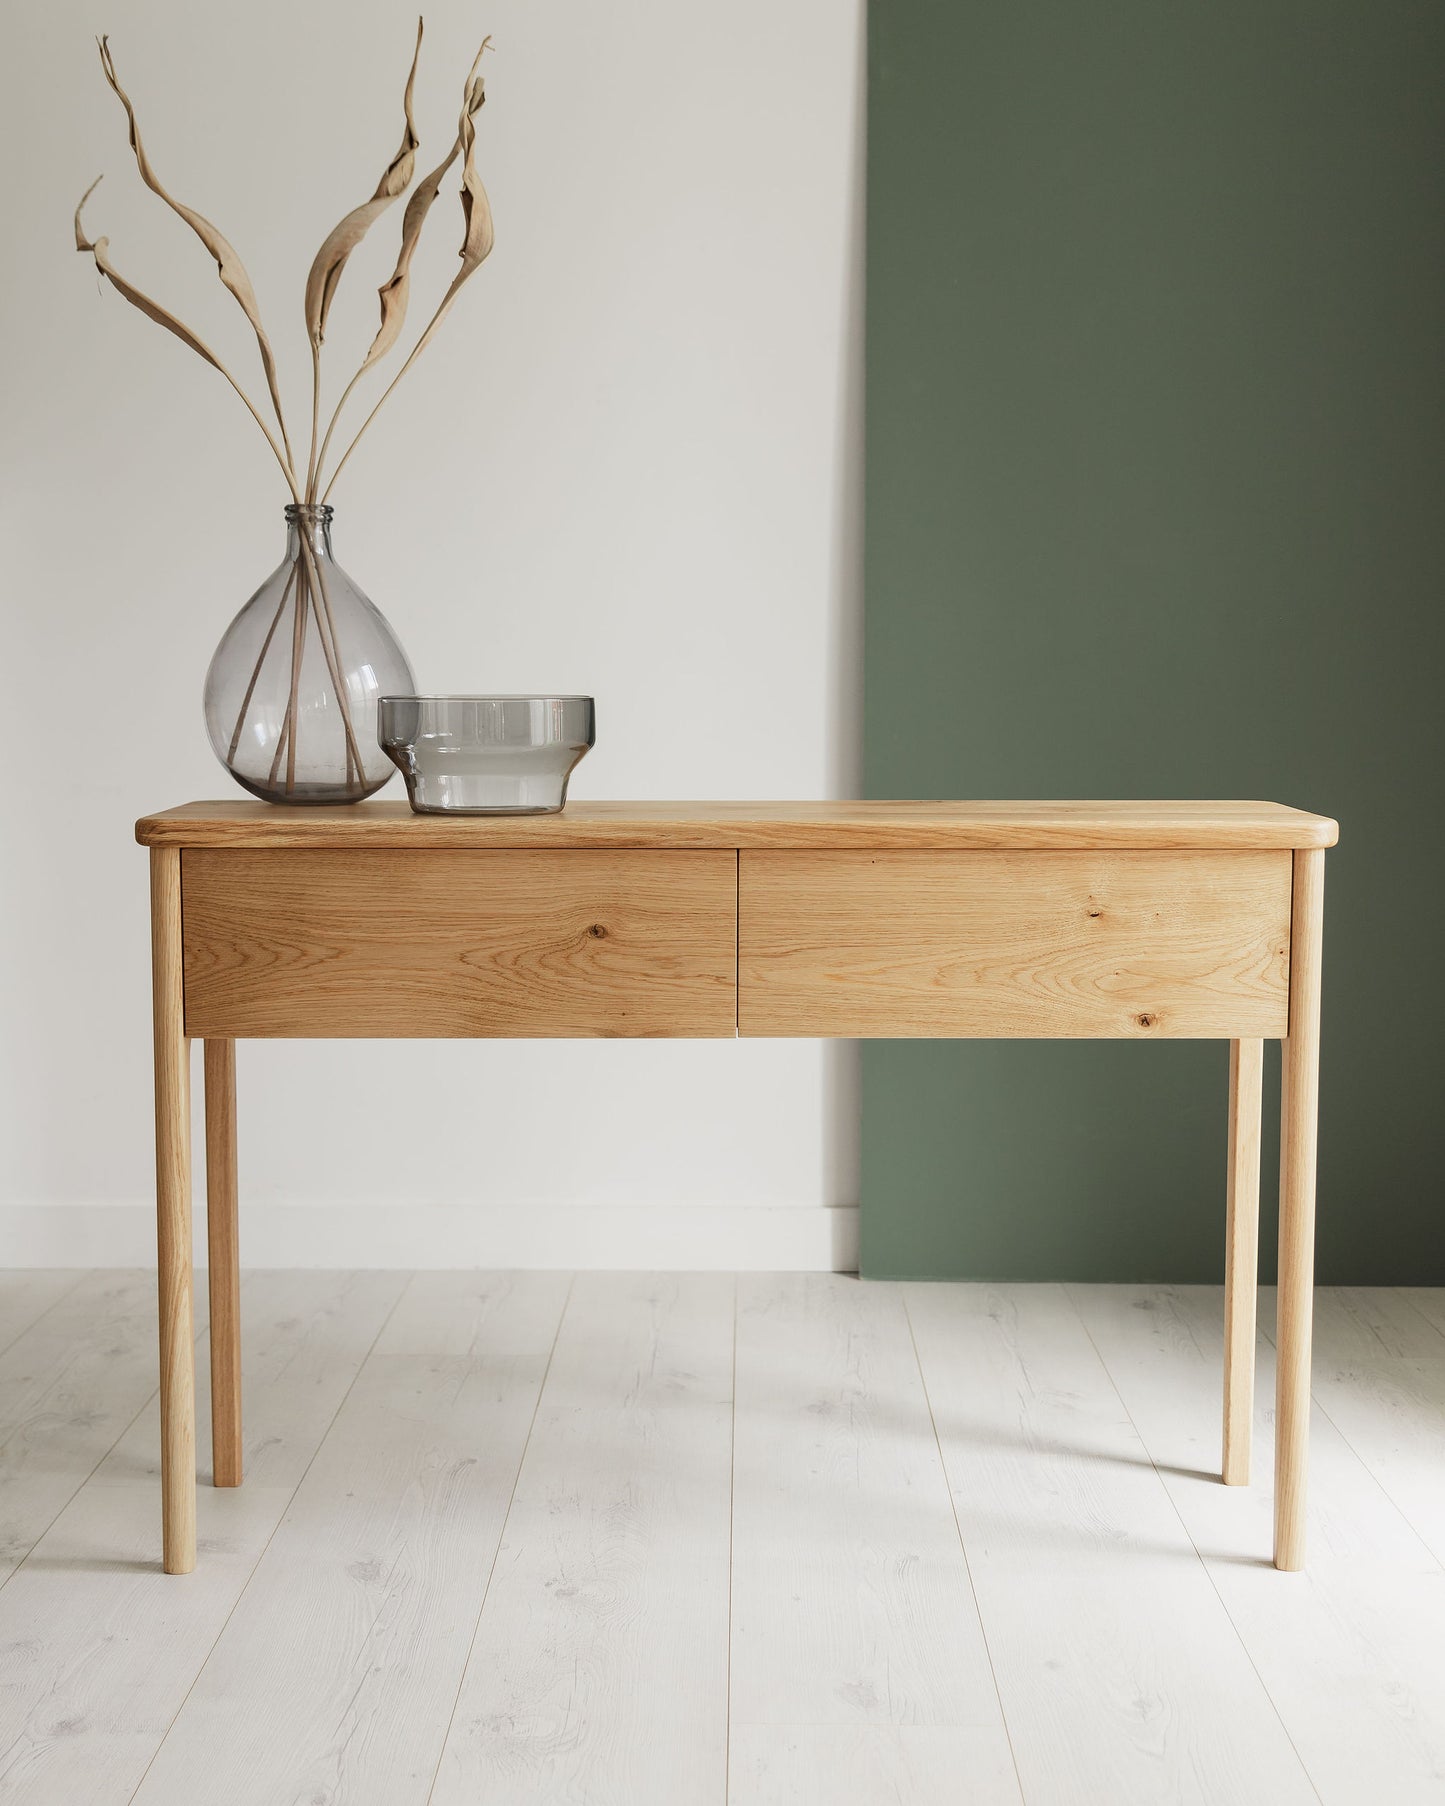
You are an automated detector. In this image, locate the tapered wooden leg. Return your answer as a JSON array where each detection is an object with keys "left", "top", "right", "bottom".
[
  {"left": 1275, "top": 849, "right": 1325, "bottom": 1571},
  {"left": 204, "top": 1039, "right": 242, "bottom": 1488},
  {"left": 1222, "top": 1037, "right": 1263, "bottom": 1486},
  {"left": 151, "top": 847, "right": 196, "bottom": 1575}
]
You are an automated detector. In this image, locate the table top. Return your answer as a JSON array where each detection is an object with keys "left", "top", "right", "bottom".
[{"left": 137, "top": 799, "right": 1338, "bottom": 851}]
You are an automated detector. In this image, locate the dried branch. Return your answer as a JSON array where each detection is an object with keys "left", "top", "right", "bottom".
[
  {"left": 321, "top": 41, "right": 494, "bottom": 502},
  {"left": 311, "top": 49, "right": 489, "bottom": 488},
  {"left": 304, "top": 16, "right": 424, "bottom": 496},
  {"left": 75, "top": 178, "right": 301, "bottom": 500},
  {"left": 76, "top": 26, "right": 504, "bottom": 805},
  {"left": 97, "top": 36, "right": 297, "bottom": 481},
  {"left": 227, "top": 562, "right": 296, "bottom": 761}
]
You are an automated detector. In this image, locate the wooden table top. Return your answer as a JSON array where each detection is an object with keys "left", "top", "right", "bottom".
[{"left": 137, "top": 799, "right": 1338, "bottom": 851}]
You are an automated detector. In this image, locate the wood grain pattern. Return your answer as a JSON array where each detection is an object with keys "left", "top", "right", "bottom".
[
  {"left": 150, "top": 846, "right": 195, "bottom": 1576},
  {"left": 203, "top": 1041, "right": 241, "bottom": 1489},
  {"left": 137, "top": 798, "right": 1340, "bottom": 851},
  {"left": 1275, "top": 848, "right": 1325, "bottom": 1570},
  {"left": 182, "top": 848, "right": 738, "bottom": 1038},
  {"left": 739, "top": 850, "right": 1292, "bottom": 1039},
  {"left": 1223, "top": 1038, "right": 1264, "bottom": 1485}
]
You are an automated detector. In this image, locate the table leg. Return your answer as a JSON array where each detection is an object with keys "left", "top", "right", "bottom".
[
  {"left": 1222, "top": 1037, "right": 1263, "bottom": 1485},
  {"left": 204, "top": 1039, "right": 242, "bottom": 1488},
  {"left": 1274, "top": 848, "right": 1326, "bottom": 1571},
  {"left": 151, "top": 847, "right": 196, "bottom": 1575}
]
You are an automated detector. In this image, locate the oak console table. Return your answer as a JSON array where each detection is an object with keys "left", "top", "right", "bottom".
[{"left": 137, "top": 799, "right": 1336, "bottom": 1576}]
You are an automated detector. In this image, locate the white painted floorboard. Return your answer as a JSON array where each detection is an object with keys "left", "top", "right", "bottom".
[
  {"left": 0, "top": 1274, "right": 1443, "bottom": 1806},
  {"left": 0, "top": 1270, "right": 403, "bottom": 1806},
  {"left": 132, "top": 1272, "right": 570, "bottom": 1806},
  {"left": 0, "top": 1271, "right": 184, "bottom": 1588},
  {"left": 1073, "top": 1283, "right": 1445, "bottom": 1806},
  {"left": 0, "top": 1271, "right": 83, "bottom": 1360},
  {"left": 904, "top": 1283, "right": 1317, "bottom": 1806},
  {"left": 432, "top": 1273, "right": 734, "bottom": 1806},
  {"left": 730, "top": 1273, "right": 1020, "bottom": 1803}
]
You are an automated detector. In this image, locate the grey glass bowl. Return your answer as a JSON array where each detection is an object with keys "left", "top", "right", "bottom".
[{"left": 378, "top": 695, "right": 595, "bottom": 815}]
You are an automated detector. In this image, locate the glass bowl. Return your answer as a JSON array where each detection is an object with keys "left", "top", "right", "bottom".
[{"left": 377, "top": 695, "right": 595, "bottom": 815}]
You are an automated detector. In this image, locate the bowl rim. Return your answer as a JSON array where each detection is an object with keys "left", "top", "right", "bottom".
[{"left": 378, "top": 694, "right": 594, "bottom": 705}]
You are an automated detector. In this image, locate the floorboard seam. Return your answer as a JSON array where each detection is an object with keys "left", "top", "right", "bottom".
[
  {"left": 1298, "top": 1390, "right": 1445, "bottom": 1578},
  {"left": 901, "top": 1283, "right": 1028, "bottom": 1806},
  {"left": 1257, "top": 1290, "right": 1445, "bottom": 1576},
  {"left": 1064, "top": 1283, "right": 1325, "bottom": 1806},
  {"left": 420, "top": 1270, "right": 577, "bottom": 1806},
  {"left": 1389, "top": 1286, "right": 1445, "bottom": 1348},
  {"left": 0, "top": 1269, "right": 90, "bottom": 1362},
  {"left": 0, "top": 1293, "right": 211, "bottom": 1605},
  {"left": 120, "top": 1269, "right": 414, "bottom": 1806}
]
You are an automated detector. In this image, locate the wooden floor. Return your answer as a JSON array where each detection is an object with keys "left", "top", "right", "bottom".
[{"left": 2, "top": 1275, "right": 1445, "bottom": 1804}]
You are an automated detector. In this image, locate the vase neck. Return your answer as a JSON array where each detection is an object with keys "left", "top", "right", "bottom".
[{"left": 285, "top": 503, "right": 335, "bottom": 559}]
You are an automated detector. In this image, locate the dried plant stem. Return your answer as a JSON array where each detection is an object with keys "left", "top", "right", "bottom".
[
  {"left": 319, "top": 334, "right": 425, "bottom": 501},
  {"left": 307, "top": 346, "right": 323, "bottom": 503},
  {"left": 184, "top": 342, "right": 300, "bottom": 501},
  {"left": 299, "top": 534, "right": 367, "bottom": 784},
  {"left": 272, "top": 559, "right": 309, "bottom": 792},
  {"left": 308, "top": 578, "right": 358, "bottom": 788},
  {"left": 261, "top": 530, "right": 368, "bottom": 794},
  {"left": 319, "top": 274, "right": 467, "bottom": 501},
  {"left": 227, "top": 562, "right": 296, "bottom": 762},
  {"left": 311, "top": 358, "right": 377, "bottom": 500}
]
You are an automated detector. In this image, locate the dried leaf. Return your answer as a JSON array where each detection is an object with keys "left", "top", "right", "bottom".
[
  {"left": 76, "top": 178, "right": 298, "bottom": 493},
  {"left": 304, "top": 17, "right": 424, "bottom": 349},
  {"left": 392, "top": 45, "right": 494, "bottom": 363},
  {"left": 362, "top": 144, "right": 460, "bottom": 371},
  {"left": 362, "top": 38, "right": 491, "bottom": 372},
  {"left": 97, "top": 36, "right": 294, "bottom": 473},
  {"left": 76, "top": 178, "right": 222, "bottom": 372},
  {"left": 319, "top": 42, "right": 495, "bottom": 501}
]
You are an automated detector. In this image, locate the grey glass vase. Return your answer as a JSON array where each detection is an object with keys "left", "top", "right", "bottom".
[{"left": 203, "top": 504, "right": 415, "bottom": 804}]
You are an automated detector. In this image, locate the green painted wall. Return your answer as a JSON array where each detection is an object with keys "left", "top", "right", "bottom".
[{"left": 862, "top": 1, "right": 1445, "bottom": 1281}]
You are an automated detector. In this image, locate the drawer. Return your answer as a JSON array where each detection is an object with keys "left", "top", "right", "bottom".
[
  {"left": 182, "top": 848, "right": 738, "bottom": 1037},
  {"left": 738, "top": 850, "right": 1291, "bottom": 1038}
]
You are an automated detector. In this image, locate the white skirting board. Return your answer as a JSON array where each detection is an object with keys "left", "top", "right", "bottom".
[{"left": 0, "top": 1203, "right": 860, "bottom": 1272}]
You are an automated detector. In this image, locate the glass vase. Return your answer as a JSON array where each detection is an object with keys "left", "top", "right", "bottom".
[{"left": 203, "top": 505, "right": 415, "bottom": 804}]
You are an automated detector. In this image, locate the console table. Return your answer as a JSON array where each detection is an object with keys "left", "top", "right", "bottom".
[{"left": 136, "top": 799, "right": 1336, "bottom": 1576}]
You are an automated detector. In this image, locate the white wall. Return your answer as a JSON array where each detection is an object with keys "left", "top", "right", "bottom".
[{"left": 0, "top": 0, "right": 864, "bottom": 1267}]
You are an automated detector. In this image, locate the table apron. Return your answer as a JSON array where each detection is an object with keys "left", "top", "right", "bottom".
[{"left": 180, "top": 845, "right": 1293, "bottom": 1041}]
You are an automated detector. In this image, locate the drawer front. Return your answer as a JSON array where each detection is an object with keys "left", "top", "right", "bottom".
[
  {"left": 183, "top": 849, "right": 738, "bottom": 1038},
  {"left": 738, "top": 850, "right": 1292, "bottom": 1038}
]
